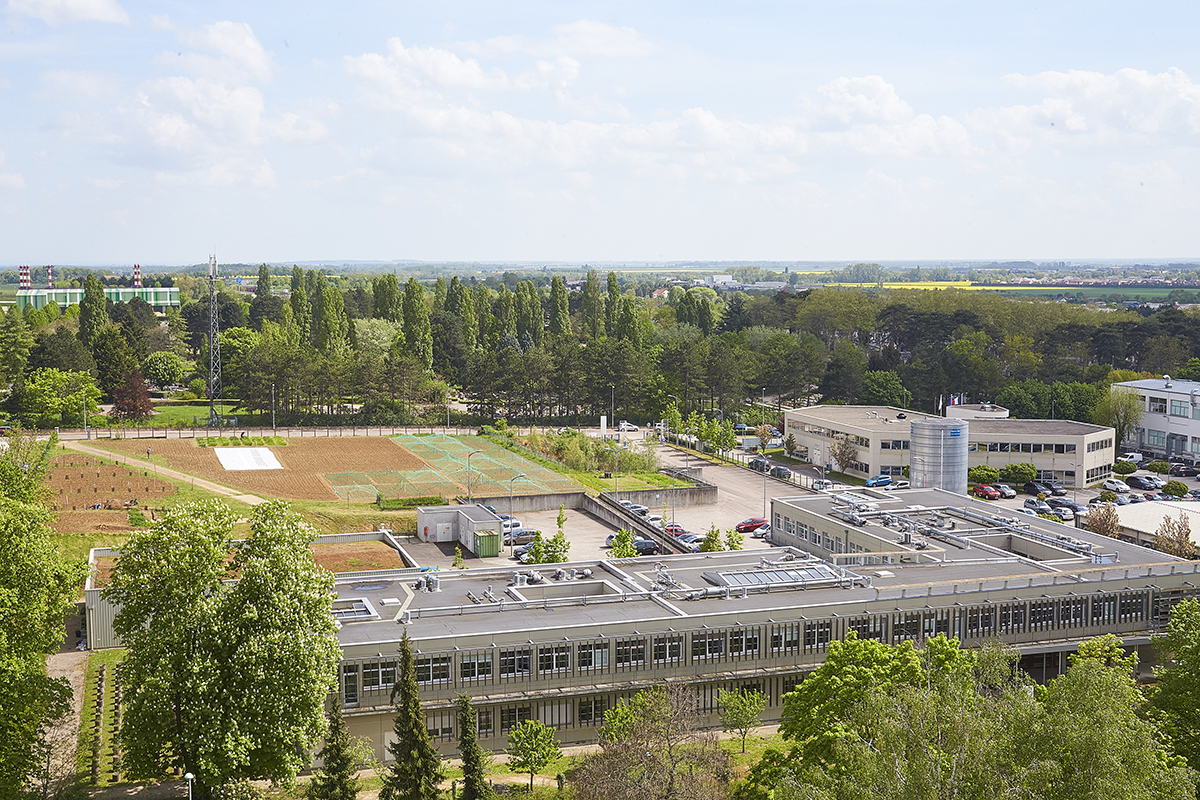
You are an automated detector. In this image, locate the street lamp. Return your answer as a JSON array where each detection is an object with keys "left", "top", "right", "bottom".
[
  {"left": 508, "top": 473, "right": 527, "bottom": 554},
  {"left": 610, "top": 385, "right": 615, "bottom": 439},
  {"left": 762, "top": 387, "right": 767, "bottom": 430},
  {"left": 667, "top": 394, "right": 681, "bottom": 524},
  {"left": 466, "top": 449, "right": 483, "bottom": 504},
  {"left": 184, "top": 773, "right": 194, "bottom": 800},
  {"left": 614, "top": 443, "right": 629, "bottom": 502}
]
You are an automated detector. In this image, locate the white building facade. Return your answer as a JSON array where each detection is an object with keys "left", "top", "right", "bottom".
[{"left": 1111, "top": 376, "right": 1200, "bottom": 459}]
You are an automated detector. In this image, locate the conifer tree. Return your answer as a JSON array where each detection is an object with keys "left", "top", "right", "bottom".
[
  {"left": 473, "top": 284, "right": 495, "bottom": 348},
  {"left": 0, "top": 306, "right": 33, "bottom": 385},
  {"left": 291, "top": 287, "right": 313, "bottom": 351},
  {"left": 604, "top": 272, "right": 620, "bottom": 335},
  {"left": 307, "top": 702, "right": 360, "bottom": 800},
  {"left": 456, "top": 694, "right": 492, "bottom": 800},
  {"left": 582, "top": 269, "right": 604, "bottom": 339},
  {"left": 291, "top": 265, "right": 303, "bottom": 293},
  {"left": 379, "top": 633, "right": 444, "bottom": 800},
  {"left": 77, "top": 272, "right": 108, "bottom": 349}
]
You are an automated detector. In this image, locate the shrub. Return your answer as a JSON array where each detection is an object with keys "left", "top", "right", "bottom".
[
  {"left": 999, "top": 462, "right": 1037, "bottom": 485},
  {"left": 188, "top": 377, "right": 207, "bottom": 397},
  {"left": 1163, "top": 480, "right": 1189, "bottom": 497},
  {"left": 967, "top": 465, "right": 999, "bottom": 485},
  {"left": 211, "top": 781, "right": 265, "bottom": 800},
  {"left": 1099, "top": 490, "right": 1117, "bottom": 502},
  {"left": 1112, "top": 461, "right": 1137, "bottom": 475},
  {"left": 378, "top": 495, "right": 446, "bottom": 510},
  {"left": 1146, "top": 461, "right": 1171, "bottom": 474}
]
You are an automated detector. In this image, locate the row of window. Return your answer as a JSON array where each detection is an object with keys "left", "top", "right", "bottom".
[
  {"left": 879, "top": 440, "right": 910, "bottom": 450},
  {"left": 339, "top": 591, "right": 1165, "bottom": 708},
  {"left": 1087, "top": 438, "right": 1114, "bottom": 453},
  {"left": 1145, "top": 397, "right": 1200, "bottom": 419},
  {"left": 970, "top": 442, "right": 1079, "bottom": 454},
  {"left": 797, "top": 424, "right": 870, "bottom": 447}
]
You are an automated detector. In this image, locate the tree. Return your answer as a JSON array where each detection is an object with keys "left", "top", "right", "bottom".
[
  {"left": 111, "top": 368, "right": 156, "bottom": 421},
  {"left": 403, "top": 278, "right": 433, "bottom": 369},
  {"left": 142, "top": 350, "right": 186, "bottom": 390},
  {"left": 77, "top": 271, "right": 108, "bottom": 349},
  {"left": 1155, "top": 511, "right": 1194, "bottom": 558},
  {"left": 998, "top": 462, "right": 1037, "bottom": 485},
  {"left": 306, "top": 703, "right": 359, "bottom": 800},
  {"left": 968, "top": 464, "right": 1000, "bottom": 485},
  {"left": 784, "top": 433, "right": 797, "bottom": 456},
  {"left": 255, "top": 264, "right": 271, "bottom": 299},
  {"left": 610, "top": 529, "right": 637, "bottom": 558},
  {"left": 0, "top": 306, "right": 33, "bottom": 385},
  {"left": 379, "top": 633, "right": 444, "bottom": 800},
  {"left": 861, "top": 369, "right": 906, "bottom": 407},
  {"left": 724, "top": 527, "right": 745, "bottom": 551},
  {"left": 1163, "top": 479, "right": 1189, "bottom": 498},
  {"left": 107, "top": 500, "right": 341, "bottom": 796},
  {"left": 0, "top": 427, "right": 56, "bottom": 505},
  {"left": 582, "top": 269, "right": 605, "bottom": 339},
  {"left": 699, "top": 524, "right": 724, "bottom": 552},
  {"left": 1151, "top": 598, "right": 1200, "bottom": 773},
  {"left": 1112, "top": 460, "right": 1137, "bottom": 475},
  {"left": 1093, "top": 386, "right": 1144, "bottom": 449},
  {"left": 90, "top": 325, "right": 136, "bottom": 400},
  {"left": 829, "top": 437, "right": 857, "bottom": 473},
  {"left": 605, "top": 272, "right": 621, "bottom": 335},
  {"left": 718, "top": 687, "right": 767, "bottom": 753},
  {"left": 1086, "top": 502, "right": 1120, "bottom": 538},
  {"left": 507, "top": 719, "right": 560, "bottom": 793},
  {"left": 573, "top": 686, "right": 730, "bottom": 800},
  {"left": 549, "top": 275, "right": 570, "bottom": 337},
  {"left": 1146, "top": 460, "right": 1171, "bottom": 474},
  {"left": 543, "top": 529, "right": 571, "bottom": 563},
  {"left": 457, "top": 695, "right": 493, "bottom": 800}
]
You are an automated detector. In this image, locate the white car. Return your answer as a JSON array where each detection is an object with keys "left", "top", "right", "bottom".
[
  {"left": 500, "top": 518, "right": 524, "bottom": 532},
  {"left": 883, "top": 480, "right": 911, "bottom": 491},
  {"left": 1117, "top": 452, "right": 1145, "bottom": 464},
  {"left": 1053, "top": 507, "right": 1075, "bottom": 522},
  {"left": 1147, "top": 475, "right": 1167, "bottom": 489},
  {"left": 995, "top": 484, "right": 1017, "bottom": 499},
  {"left": 1101, "top": 478, "right": 1130, "bottom": 494},
  {"left": 617, "top": 421, "right": 640, "bottom": 432},
  {"left": 750, "top": 523, "right": 772, "bottom": 539},
  {"left": 644, "top": 514, "right": 666, "bottom": 528},
  {"left": 812, "top": 479, "right": 838, "bottom": 491}
]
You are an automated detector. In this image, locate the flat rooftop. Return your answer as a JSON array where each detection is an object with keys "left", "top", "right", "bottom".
[
  {"left": 1116, "top": 377, "right": 1200, "bottom": 393},
  {"left": 331, "top": 487, "right": 1185, "bottom": 651},
  {"left": 788, "top": 405, "right": 1109, "bottom": 437}
]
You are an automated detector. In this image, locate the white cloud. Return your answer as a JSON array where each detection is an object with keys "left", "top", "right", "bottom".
[
  {"left": 8, "top": 0, "right": 128, "bottom": 25},
  {"left": 163, "top": 21, "right": 277, "bottom": 84},
  {"left": 360, "top": 38, "right": 509, "bottom": 91},
  {"left": 0, "top": 172, "right": 25, "bottom": 188},
  {"left": 479, "top": 19, "right": 654, "bottom": 59}
]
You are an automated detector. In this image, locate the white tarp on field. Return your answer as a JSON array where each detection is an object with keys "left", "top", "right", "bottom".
[{"left": 214, "top": 447, "right": 282, "bottom": 471}]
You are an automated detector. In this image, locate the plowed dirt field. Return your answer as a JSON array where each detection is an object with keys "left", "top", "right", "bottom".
[{"left": 96, "top": 437, "right": 433, "bottom": 501}]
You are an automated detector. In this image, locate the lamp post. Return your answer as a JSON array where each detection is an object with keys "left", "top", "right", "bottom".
[
  {"left": 271, "top": 383, "right": 276, "bottom": 434},
  {"left": 610, "top": 385, "right": 615, "bottom": 440},
  {"left": 446, "top": 387, "right": 451, "bottom": 430},
  {"left": 467, "top": 449, "right": 483, "bottom": 504},
  {"left": 184, "top": 773, "right": 194, "bottom": 800},
  {"left": 667, "top": 394, "right": 681, "bottom": 524},
  {"left": 508, "top": 473, "right": 526, "bottom": 554},
  {"left": 762, "top": 387, "right": 766, "bottom": 429},
  {"left": 615, "top": 443, "right": 629, "bottom": 502}
]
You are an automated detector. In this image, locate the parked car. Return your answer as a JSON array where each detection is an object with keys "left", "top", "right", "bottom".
[
  {"left": 631, "top": 539, "right": 661, "bottom": 556},
  {"left": 513, "top": 542, "right": 538, "bottom": 559},
  {"left": 1147, "top": 475, "right": 1167, "bottom": 489},
  {"left": 677, "top": 533, "right": 704, "bottom": 545},
  {"left": 1052, "top": 507, "right": 1075, "bottom": 522},
  {"left": 883, "top": 480, "right": 910, "bottom": 491},
  {"left": 994, "top": 484, "right": 1017, "bottom": 499},
  {"left": 1112, "top": 493, "right": 1132, "bottom": 505},
  {"left": 734, "top": 423, "right": 750, "bottom": 433},
  {"left": 1046, "top": 497, "right": 1086, "bottom": 513},
  {"left": 644, "top": 514, "right": 666, "bottom": 528},
  {"left": 973, "top": 484, "right": 1001, "bottom": 500},
  {"left": 625, "top": 503, "right": 649, "bottom": 515},
  {"left": 617, "top": 421, "right": 640, "bottom": 432},
  {"left": 1024, "top": 498, "right": 1053, "bottom": 515},
  {"left": 865, "top": 474, "right": 893, "bottom": 487},
  {"left": 1101, "top": 478, "right": 1130, "bottom": 493},
  {"left": 748, "top": 458, "right": 770, "bottom": 473},
  {"left": 1127, "top": 494, "right": 1147, "bottom": 504},
  {"left": 1023, "top": 481, "right": 1053, "bottom": 496},
  {"left": 503, "top": 529, "right": 538, "bottom": 546},
  {"left": 812, "top": 479, "right": 838, "bottom": 490},
  {"left": 769, "top": 465, "right": 792, "bottom": 479},
  {"left": 1126, "top": 475, "right": 1157, "bottom": 490},
  {"left": 1188, "top": 489, "right": 1200, "bottom": 501},
  {"left": 735, "top": 517, "right": 768, "bottom": 533},
  {"left": 1117, "top": 452, "right": 1146, "bottom": 464},
  {"left": 1169, "top": 463, "right": 1200, "bottom": 477},
  {"left": 500, "top": 518, "right": 524, "bottom": 533},
  {"left": 605, "top": 531, "right": 648, "bottom": 547},
  {"left": 750, "top": 523, "right": 772, "bottom": 539},
  {"left": 1042, "top": 481, "right": 1068, "bottom": 496},
  {"left": 663, "top": 522, "right": 689, "bottom": 536}
]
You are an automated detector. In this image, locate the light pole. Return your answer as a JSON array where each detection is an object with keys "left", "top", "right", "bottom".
[
  {"left": 610, "top": 385, "right": 615, "bottom": 440},
  {"left": 668, "top": 393, "right": 688, "bottom": 474},
  {"left": 446, "top": 387, "right": 451, "bottom": 430},
  {"left": 184, "top": 773, "right": 194, "bottom": 800},
  {"left": 467, "top": 449, "right": 483, "bottom": 504},
  {"left": 271, "top": 383, "right": 276, "bottom": 434},
  {"left": 508, "top": 473, "right": 526, "bottom": 554},
  {"left": 614, "top": 443, "right": 629, "bottom": 502},
  {"left": 762, "top": 387, "right": 766, "bottom": 430}
]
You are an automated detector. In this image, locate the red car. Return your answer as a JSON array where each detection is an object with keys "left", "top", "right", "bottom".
[
  {"left": 663, "top": 523, "right": 690, "bottom": 536},
  {"left": 973, "top": 484, "right": 1000, "bottom": 500},
  {"left": 735, "top": 517, "right": 768, "bottom": 533}
]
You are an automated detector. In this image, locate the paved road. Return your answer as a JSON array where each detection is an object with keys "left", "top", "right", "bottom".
[{"left": 61, "top": 440, "right": 267, "bottom": 506}]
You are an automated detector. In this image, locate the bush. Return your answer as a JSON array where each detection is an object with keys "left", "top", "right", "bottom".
[
  {"left": 1146, "top": 461, "right": 1170, "bottom": 474},
  {"left": 211, "top": 781, "right": 265, "bottom": 800},
  {"left": 1112, "top": 461, "right": 1137, "bottom": 475},
  {"left": 188, "top": 378, "right": 207, "bottom": 397},
  {"left": 1099, "top": 490, "right": 1117, "bottom": 502},
  {"left": 1164, "top": 480, "right": 1189, "bottom": 497},
  {"left": 378, "top": 495, "right": 446, "bottom": 510},
  {"left": 967, "top": 465, "right": 999, "bottom": 485},
  {"left": 998, "top": 462, "right": 1037, "bottom": 485}
]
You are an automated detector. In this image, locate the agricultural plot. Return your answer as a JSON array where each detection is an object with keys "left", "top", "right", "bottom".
[
  {"left": 390, "top": 434, "right": 581, "bottom": 498},
  {"left": 46, "top": 453, "right": 176, "bottom": 512}
]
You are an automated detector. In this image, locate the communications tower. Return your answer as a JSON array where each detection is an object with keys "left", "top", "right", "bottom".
[{"left": 208, "top": 255, "right": 222, "bottom": 427}]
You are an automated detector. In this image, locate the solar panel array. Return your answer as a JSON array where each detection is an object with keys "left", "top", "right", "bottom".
[{"left": 718, "top": 564, "right": 841, "bottom": 587}]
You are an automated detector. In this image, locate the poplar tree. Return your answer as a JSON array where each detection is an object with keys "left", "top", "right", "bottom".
[
  {"left": 549, "top": 275, "right": 570, "bottom": 337},
  {"left": 291, "top": 287, "right": 313, "bottom": 351},
  {"left": 456, "top": 695, "right": 492, "bottom": 800},
  {"left": 0, "top": 306, "right": 33, "bottom": 385},
  {"left": 256, "top": 264, "right": 271, "bottom": 299},
  {"left": 473, "top": 284, "right": 495, "bottom": 348},
  {"left": 403, "top": 278, "right": 433, "bottom": 369},
  {"left": 605, "top": 272, "right": 620, "bottom": 335},
  {"left": 318, "top": 286, "right": 349, "bottom": 356},
  {"left": 306, "top": 703, "right": 359, "bottom": 800},
  {"left": 379, "top": 633, "right": 444, "bottom": 800},
  {"left": 433, "top": 276, "right": 448, "bottom": 313},
  {"left": 77, "top": 271, "right": 107, "bottom": 349},
  {"left": 582, "top": 269, "right": 604, "bottom": 339},
  {"left": 291, "top": 265, "right": 303, "bottom": 293}
]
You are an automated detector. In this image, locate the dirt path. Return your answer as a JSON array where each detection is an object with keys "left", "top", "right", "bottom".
[{"left": 62, "top": 441, "right": 266, "bottom": 506}]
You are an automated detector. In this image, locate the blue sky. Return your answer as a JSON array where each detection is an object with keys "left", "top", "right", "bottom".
[{"left": 3, "top": 1, "right": 1200, "bottom": 265}]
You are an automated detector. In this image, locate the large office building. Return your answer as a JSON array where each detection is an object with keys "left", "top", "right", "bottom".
[
  {"left": 1111, "top": 376, "right": 1200, "bottom": 459},
  {"left": 13, "top": 264, "right": 180, "bottom": 312},
  {"left": 783, "top": 405, "right": 1115, "bottom": 488},
  {"left": 84, "top": 502, "right": 1200, "bottom": 758}
]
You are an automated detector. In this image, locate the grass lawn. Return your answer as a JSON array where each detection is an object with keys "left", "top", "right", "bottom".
[{"left": 77, "top": 648, "right": 125, "bottom": 788}]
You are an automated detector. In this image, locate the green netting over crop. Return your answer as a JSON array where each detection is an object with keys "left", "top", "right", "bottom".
[
  {"left": 327, "top": 468, "right": 450, "bottom": 501},
  {"left": 389, "top": 434, "right": 579, "bottom": 498}
]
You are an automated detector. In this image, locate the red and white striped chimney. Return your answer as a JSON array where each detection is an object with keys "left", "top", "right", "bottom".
[
  {"left": 46, "top": 265, "right": 53, "bottom": 288},
  {"left": 18, "top": 265, "right": 30, "bottom": 289},
  {"left": 133, "top": 264, "right": 143, "bottom": 288}
]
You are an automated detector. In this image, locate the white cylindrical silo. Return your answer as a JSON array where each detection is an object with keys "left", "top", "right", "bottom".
[{"left": 909, "top": 417, "right": 969, "bottom": 495}]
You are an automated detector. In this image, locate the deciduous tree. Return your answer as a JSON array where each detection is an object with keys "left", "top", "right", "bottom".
[
  {"left": 718, "top": 687, "right": 767, "bottom": 752},
  {"left": 1155, "top": 511, "right": 1194, "bottom": 558},
  {"left": 507, "top": 719, "right": 560, "bottom": 793},
  {"left": 1086, "top": 502, "right": 1120, "bottom": 539},
  {"left": 1093, "top": 386, "right": 1144, "bottom": 450}
]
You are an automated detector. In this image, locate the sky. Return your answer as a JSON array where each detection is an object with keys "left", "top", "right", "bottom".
[{"left": 3, "top": 1, "right": 1200, "bottom": 265}]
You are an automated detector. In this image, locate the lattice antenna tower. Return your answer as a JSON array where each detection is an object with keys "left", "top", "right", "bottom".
[{"left": 208, "top": 254, "right": 222, "bottom": 427}]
